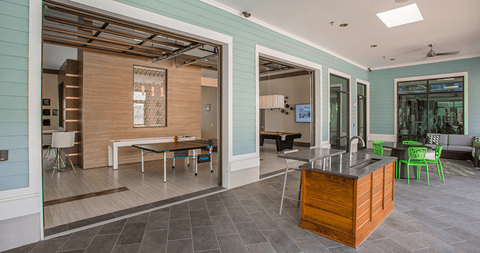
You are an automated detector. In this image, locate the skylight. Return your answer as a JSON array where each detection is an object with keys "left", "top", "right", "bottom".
[{"left": 376, "top": 3, "right": 424, "bottom": 28}]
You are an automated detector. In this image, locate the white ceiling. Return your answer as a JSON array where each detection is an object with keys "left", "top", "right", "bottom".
[{"left": 209, "top": 0, "right": 480, "bottom": 69}]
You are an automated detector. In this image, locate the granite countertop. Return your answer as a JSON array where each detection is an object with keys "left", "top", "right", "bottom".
[
  {"left": 277, "top": 148, "right": 346, "bottom": 162},
  {"left": 299, "top": 153, "right": 397, "bottom": 179}
]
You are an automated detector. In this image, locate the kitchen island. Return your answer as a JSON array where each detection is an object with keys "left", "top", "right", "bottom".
[{"left": 298, "top": 153, "right": 397, "bottom": 248}]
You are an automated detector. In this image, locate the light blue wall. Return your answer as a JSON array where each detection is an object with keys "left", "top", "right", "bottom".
[
  {"left": 369, "top": 57, "right": 480, "bottom": 136},
  {"left": 0, "top": 0, "right": 29, "bottom": 191},
  {"left": 115, "top": 0, "right": 369, "bottom": 154}
]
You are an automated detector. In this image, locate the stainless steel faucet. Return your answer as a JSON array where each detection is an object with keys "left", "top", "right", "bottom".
[{"left": 349, "top": 136, "right": 366, "bottom": 161}]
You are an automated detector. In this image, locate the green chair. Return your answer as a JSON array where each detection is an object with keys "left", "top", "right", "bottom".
[
  {"left": 373, "top": 140, "right": 384, "bottom": 144},
  {"left": 373, "top": 143, "right": 389, "bottom": 156},
  {"left": 398, "top": 147, "right": 428, "bottom": 185},
  {"left": 425, "top": 145, "right": 445, "bottom": 183},
  {"left": 403, "top": 140, "right": 420, "bottom": 145},
  {"left": 373, "top": 143, "right": 396, "bottom": 176}
]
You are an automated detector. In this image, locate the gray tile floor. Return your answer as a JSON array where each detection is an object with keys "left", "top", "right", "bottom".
[{"left": 5, "top": 160, "right": 480, "bottom": 253}]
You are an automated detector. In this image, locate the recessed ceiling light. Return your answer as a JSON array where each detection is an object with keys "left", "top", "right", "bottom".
[
  {"left": 376, "top": 3, "right": 423, "bottom": 28},
  {"left": 339, "top": 23, "right": 348, "bottom": 27},
  {"left": 370, "top": 45, "right": 377, "bottom": 48}
]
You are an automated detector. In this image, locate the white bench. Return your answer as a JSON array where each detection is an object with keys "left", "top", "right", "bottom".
[{"left": 108, "top": 136, "right": 195, "bottom": 169}]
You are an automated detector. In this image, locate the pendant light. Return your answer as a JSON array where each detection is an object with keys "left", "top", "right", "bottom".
[{"left": 259, "top": 71, "right": 284, "bottom": 109}]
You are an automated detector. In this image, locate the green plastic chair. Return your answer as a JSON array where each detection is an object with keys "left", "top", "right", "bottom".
[
  {"left": 403, "top": 140, "right": 420, "bottom": 145},
  {"left": 373, "top": 140, "right": 384, "bottom": 144},
  {"left": 373, "top": 143, "right": 389, "bottom": 156},
  {"left": 373, "top": 143, "right": 384, "bottom": 155},
  {"left": 398, "top": 147, "right": 428, "bottom": 185},
  {"left": 425, "top": 145, "right": 445, "bottom": 183},
  {"left": 373, "top": 143, "right": 395, "bottom": 176}
]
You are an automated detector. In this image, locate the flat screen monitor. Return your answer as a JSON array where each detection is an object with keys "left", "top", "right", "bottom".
[{"left": 296, "top": 104, "right": 311, "bottom": 123}]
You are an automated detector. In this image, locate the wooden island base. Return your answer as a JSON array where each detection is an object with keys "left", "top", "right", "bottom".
[{"left": 300, "top": 161, "right": 395, "bottom": 248}]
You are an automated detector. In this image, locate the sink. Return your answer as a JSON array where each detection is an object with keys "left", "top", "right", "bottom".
[{"left": 349, "top": 158, "right": 381, "bottom": 170}]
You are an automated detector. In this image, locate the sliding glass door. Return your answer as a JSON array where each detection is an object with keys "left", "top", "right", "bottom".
[
  {"left": 330, "top": 74, "right": 349, "bottom": 150},
  {"left": 397, "top": 77, "right": 464, "bottom": 143}
]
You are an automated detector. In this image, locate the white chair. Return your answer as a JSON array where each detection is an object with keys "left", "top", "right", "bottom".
[
  {"left": 51, "top": 132, "right": 76, "bottom": 174},
  {"left": 43, "top": 134, "right": 53, "bottom": 160}
]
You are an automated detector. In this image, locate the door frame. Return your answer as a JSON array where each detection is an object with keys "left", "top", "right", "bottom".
[
  {"left": 255, "top": 45, "right": 323, "bottom": 154},
  {"left": 29, "top": 0, "right": 235, "bottom": 239},
  {"left": 327, "top": 69, "right": 351, "bottom": 148}
]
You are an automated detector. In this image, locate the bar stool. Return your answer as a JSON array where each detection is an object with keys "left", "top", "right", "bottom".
[
  {"left": 52, "top": 132, "right": 76, "bottom": 174},
  {"left": 278, "top": 147, "right": 321, "bottom": 215}
]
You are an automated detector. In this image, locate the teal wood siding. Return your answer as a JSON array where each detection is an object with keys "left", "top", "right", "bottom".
[
  {"left": 0, "top": 0, "right": 29, "bottom": 191},
  {"left": 369, "top": 57, "right": 480, "bottom": 136},
  {"left": 115, "top": 0, "right": 368, "bottom": 154}
]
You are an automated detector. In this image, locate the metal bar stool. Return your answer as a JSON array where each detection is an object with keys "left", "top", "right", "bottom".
[{"left": 278, "top": 147, "right": 321, "bottom": 215}]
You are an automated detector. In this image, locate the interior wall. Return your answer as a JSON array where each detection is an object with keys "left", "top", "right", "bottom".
[
  {"left": 41, "top": 73, "right": 59, "bottom": 130},
  {"left": 201, "top": 86, "right": 217, "bottom": 140},
  {"left": 81, "top": 50, "right": 202, "bottom": 169},
  {"left": 259, "top": 74, "right": 311, "bottom": 143}
]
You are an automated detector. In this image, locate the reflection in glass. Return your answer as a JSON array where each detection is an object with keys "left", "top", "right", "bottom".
[
  {"left": 398, "top": 80, "right": 427, "bottom": 94},
  {"left": 398, "top": 94, "right": 428, "bottom": 142},
  {"left": 429, "top": 77, "right": 464, "bottom": 93},
  {"left": 428, "top": 93, "right": 463, "bottom": 134}
]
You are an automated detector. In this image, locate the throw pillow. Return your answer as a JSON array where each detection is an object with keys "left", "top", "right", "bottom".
[{"left": 427, "top": 134, "right": 440, "bottom": 145}]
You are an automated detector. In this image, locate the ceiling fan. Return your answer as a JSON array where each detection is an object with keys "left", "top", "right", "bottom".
[{"left": 426, "top": 44, "right": 460, "bottom": 57}]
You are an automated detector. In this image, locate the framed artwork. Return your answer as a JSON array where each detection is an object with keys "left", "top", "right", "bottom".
[
  {"left": 42, "top": 109, "right": 51, "bottom": 116},
  {"left": 42, "top": 119, "right": 51, "bottom": 126},
  {"left": 52, "top": 109, "right": 58, "bottom": 116},
  {"left": 133, "top": 66, "right": 167, "bottom": 128},
  {"left": 42, "top": 99, "right": 51, "bottom": 106}
]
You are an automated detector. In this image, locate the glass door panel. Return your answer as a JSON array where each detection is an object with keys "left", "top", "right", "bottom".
[
  {"left": 330, "top": 74, "right": 349, "bottom": 150},
  {"left": 357, "top": 83, "right": 366, "bottom": 148},
  {"left": 357, "top": 95, "right": 366, "bottom": 147},
  {"left": 330, "top": 92, "right": 339, "bottom": 142}
]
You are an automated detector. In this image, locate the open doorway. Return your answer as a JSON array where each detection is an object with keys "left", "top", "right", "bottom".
[
  {"left": 41, "top": 0, "right": 224, "bottom": 233},
  {"left": 258, "top": 56, "right": 315, "bottom": 175}
]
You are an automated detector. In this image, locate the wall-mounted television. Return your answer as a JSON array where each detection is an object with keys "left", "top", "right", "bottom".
[{"left": 296, "top": 104, "right": 311, "bottom": 123}]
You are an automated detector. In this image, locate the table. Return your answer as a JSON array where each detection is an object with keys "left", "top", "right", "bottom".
[
  {"left": 278, "top": 148, "right": 346, "bottom": 169},
  {"left": 260, "top": 131, "right": 302, "bottom": 152},
  {"left": 108, "top": 136, "right": 195, "bottom": 169},
  {"left": 133, "top": 139, "right": 216, "bottom": 183},
  {"left": 380, "top": 142, "right": 432, "bottom": 179}
]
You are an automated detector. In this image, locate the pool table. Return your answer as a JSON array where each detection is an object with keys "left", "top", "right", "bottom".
[{"left": 260, "top": 131, "right": 303, "bottom": 152}]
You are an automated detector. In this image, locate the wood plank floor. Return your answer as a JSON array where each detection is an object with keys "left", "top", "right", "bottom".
[{"left": 43, "top": 155, "right": 219, "bottom": 228}]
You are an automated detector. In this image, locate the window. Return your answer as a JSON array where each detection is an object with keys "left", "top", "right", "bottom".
[{"left": 397, "top": 76, "right": 464, "bottom": 142}]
